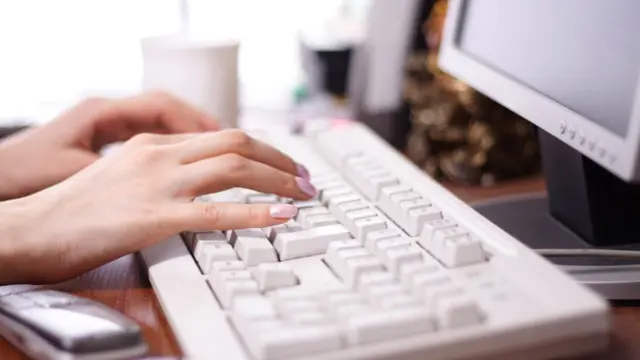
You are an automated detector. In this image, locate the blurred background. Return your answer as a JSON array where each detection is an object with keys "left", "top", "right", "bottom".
[
  {"left": 0, "top": 0, "right": 541, "bottom": 186},
  {"left": 0, "top": 0, "right": 371, "bottom": 121}
]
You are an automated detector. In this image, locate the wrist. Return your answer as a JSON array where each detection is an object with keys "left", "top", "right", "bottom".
[
  {"left": 0, "top": 197, "right": 40, "bottom": 284},
  {"left": 0, "top": 170, "right": 18, "bottom": 202},
  {"left": 0, "top": 144, "right": 20, "bottom": 201}
]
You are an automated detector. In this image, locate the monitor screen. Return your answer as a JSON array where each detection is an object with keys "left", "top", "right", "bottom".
[{"left": 457, "top": 0, "right": 640, "bottom": 137}]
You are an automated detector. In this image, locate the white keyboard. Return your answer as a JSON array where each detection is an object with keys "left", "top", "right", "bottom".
[{"left": 141, "top": 121, "right": 610, "bottom": 360}]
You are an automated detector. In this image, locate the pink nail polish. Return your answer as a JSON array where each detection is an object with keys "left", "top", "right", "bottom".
[
  {"left": 296, "top": 177, "right": 317, "bottom": 197},
  {"left": 270, "top": 204, "right": 298, "bottom": 219},
  {"left": 296, "top": 163, "right": 311, "bottom": 180}
]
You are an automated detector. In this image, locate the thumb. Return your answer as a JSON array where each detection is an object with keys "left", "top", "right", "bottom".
[{"left": 172, "top": 202, "right": 298, "bottom": 231}]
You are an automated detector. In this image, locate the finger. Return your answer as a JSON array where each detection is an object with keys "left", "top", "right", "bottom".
[
  {"left": 172, "top": 202, "right": 298, "bottom": 231},
  {"left": 135, "top": 91, "right": 220, "bottom": 132},
  {"left": 125, "top": 132, "right": 205, "bottom": 146},
  {"left": 183, "top": 154, "right": 317, "bottom": 200},
  {"left": 99, "top": 91, "right": 219, "bottom": 141},
  {"left": 138, "top": 92, "right": 220, "bottom": 133},
  {"left": 176, "top": 129, "right": 309, "bottom": 179}
]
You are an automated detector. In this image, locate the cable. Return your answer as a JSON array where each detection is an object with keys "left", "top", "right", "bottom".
[{"left": 537, "top": 248, "right": 640, "bottom": 259}]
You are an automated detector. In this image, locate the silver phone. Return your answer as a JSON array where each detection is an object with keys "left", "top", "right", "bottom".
[{"left": 0, "top": 290, "right": 148, "bottom": 360}]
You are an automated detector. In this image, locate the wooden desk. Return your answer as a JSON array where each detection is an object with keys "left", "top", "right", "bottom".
[{"left": 2, "top": 177, "right": 640, "bottom": 359}]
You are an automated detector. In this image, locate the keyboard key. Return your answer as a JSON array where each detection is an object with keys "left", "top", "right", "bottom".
[
  {"left": 345, "top": 208, "right": 377, "bottom": 223},
  {"left": 334, "top": 200, "right": 368, "bottom": 215},
  {"left": 342, "top": 208, "right": 376, "bottom": 234},
  {"left": 213, "top": 270, "right": 253, "bottom": 282},
  {"left": 380, "top": 185, "right": 414, "bottom": 208},
  {"left": 263, "top": 222, "right": 304, "bottom": 242},
  {"left": 292, "top": 200, "right": 322, "bottom": 209},
  {"left": 354, "top": 217, "right": 388, "bottom": 242},
  {"left": 378, "top": 295, "right": 422, "bottom": 309},
  {"left": 231, "top": 318, "right": 285, "bottom": 353},
  {"left": 382, "top": 245, "right": 425, "bottom": 276},
  {"left": 232, "top": 296, "right": 278, "bottom": 320},
  {"left": 345, "top": 308, "right": 435, "bottom": 345},
  {"left": 364, "top": 283, "right": 406, "bottom": 301},
  {"left": 209, "top": 277, "right": 259, "bottom": 308},
  {"left": 372, "top": 238, "right": 413, "bottom": 258},
  {"left": 323, "top": 291, "right": 365, "bottom": 307},
  {"left": 274, "top": 224, "right": 351, "bottom": 260},
  {"left": 304, "top": 214, "right": 340, "bottom": 228},
  {"left": 210, "top": 261, "right": 246, "bottom": 276},
  {"left": 407, "top": 206, "right": 443, "bottom": 236},
  {"left": 365, "top": 229, "right": 404, "bottom": 251},
  {"left": 296, "top": 206, "right": 330, "bottom": 223},
  {"left": 228, "top": 228, "right": 264, "bottom": 246},
  {"left": 360, "top": 167, "right": 389, "bottom": 178},
  {"left": 424, "top": 285, "right": 466, "bottom": 308},
  {"left": 325, "top": 240, "right": 365, "bottom": 262},
  {"left": 330, "top": 304, "right": 369, "bottom": 318},
  {"left": 368, "top": 175, "right": 399, "bottom": 200},
  {"left": 434, "top": 295, "right": 483, "bottom": 329},
  {"left": 192, "top": 231, "right": 227, "bottom": 259},
  {"left": 390, "top": 191, "right": 422, "bottom": 205},
  {"left": 312, "top": 179, "right": 344, "bottom": 191},
  {"left": 327, "top": 194, "right": 363, "bottom": 210},
  {"left": 409, "top": 273, "right": 453, "bottom": 299},
  {"left": 309, "top": 174, "right": 338, "bottom": 185},
  {"left": 426, "top": 227, "right": 471, "bottom": 261},
  {"left": 252, "top": 263, "right": 298, "bottom": 292},
  {"left": 439, "top": 235, "right": 486, "bottom": 267},
  {"left": 343, "top": 256, "right": 384, "bottom": 288},
  {"left": 198, "top": 243, "right": 238, "bottom": 273},
  {"left": 287, "top": 311, "right": 331, "bottom": 325},
  {"left": 344, "top": 155, "right": 374, "bottom": 167},
  {"left": 277, "top": 299, "right": 322, "bottom": 314},
  {"left": 399, "top": 198, "right": 432, "bottom": 214},
  {"left": 342, "top": 158, "right": 389, "bottom": 200},
  {"left": 420, "top": 218, "right": 458, "bottom": 244},
  {"left": 357, "top": 271, "right": 397, "bottom": 291},
  {"left": 325, "top": 245, "right": 371, "bottom": 282},
  {"left": 325, "top": 239, "right": 362, "bottom": 254},
  {"left": 320, "top": 187, "right": 353, "bottom": 205},
  {"left": 244, "top": 325, "right": 343, "bottom": 360},
  {"left": 398, "top": 262, "right": 440, "bottom": 287},
  {"left": 352, "top": 163, "right": 383, "bottom": 175},
  {"left": 234, "top": 237, "right": 278, "bottom": 266}
]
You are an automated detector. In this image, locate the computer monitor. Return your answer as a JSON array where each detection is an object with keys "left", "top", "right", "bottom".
[{"left": 439, "top": 0, "right": 640, "bottom": 299}]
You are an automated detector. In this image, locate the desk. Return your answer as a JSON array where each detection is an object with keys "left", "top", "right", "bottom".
[{"left": 2, "top": 176, "right": 640, "bottom": 359}]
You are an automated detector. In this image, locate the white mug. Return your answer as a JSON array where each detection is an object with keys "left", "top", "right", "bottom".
[{"left": 141, "top": 34, "right": 240, "bottom": 128}]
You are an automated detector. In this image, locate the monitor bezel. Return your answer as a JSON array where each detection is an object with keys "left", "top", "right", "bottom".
[{"left": 438, "top": 0, "right": 640, "bottom": 181}]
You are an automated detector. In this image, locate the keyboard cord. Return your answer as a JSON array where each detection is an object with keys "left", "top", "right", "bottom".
[{"left": 537, "top": 248, "right": 640, "bottom": 259}]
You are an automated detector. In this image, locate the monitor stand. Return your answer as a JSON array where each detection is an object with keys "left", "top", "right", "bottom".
[{"left": 472, "top": 129, "right": 640, "bottom": 300}]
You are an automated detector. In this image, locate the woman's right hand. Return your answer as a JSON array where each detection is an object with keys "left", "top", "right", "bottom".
[{"left": 0, "top": 129, "right": 316, "bottom": 285}]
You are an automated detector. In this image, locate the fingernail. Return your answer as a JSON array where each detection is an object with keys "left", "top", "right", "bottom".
[
  {"left": 296, "top": 177, "right": 317, "bottom": 197},
  {"left": 296, "top": 163, "right": 311, "bottom": 180},
  {"left": 269, "top": 204, "right": 298, "bottom": 219}
]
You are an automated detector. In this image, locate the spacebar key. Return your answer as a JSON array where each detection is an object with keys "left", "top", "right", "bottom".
[{"left": 274, "top": 224, "right": 351, "bottom": 260}]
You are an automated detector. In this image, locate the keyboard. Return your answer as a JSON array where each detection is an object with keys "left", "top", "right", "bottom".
[{"left": 141, "top": 120, "right": 610, "bottom": 360}]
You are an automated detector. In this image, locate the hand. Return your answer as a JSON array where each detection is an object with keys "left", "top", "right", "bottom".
[
  {"left": 0, "top": 130, "right": 316, "bottom": 284},
  {"left": 0, "top": 91, "right": 219, "bottom": 200}
]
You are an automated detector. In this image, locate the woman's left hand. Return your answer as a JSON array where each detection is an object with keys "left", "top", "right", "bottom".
[{"left": 0, "top": 91, "right": 218, "bottom": 200}]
